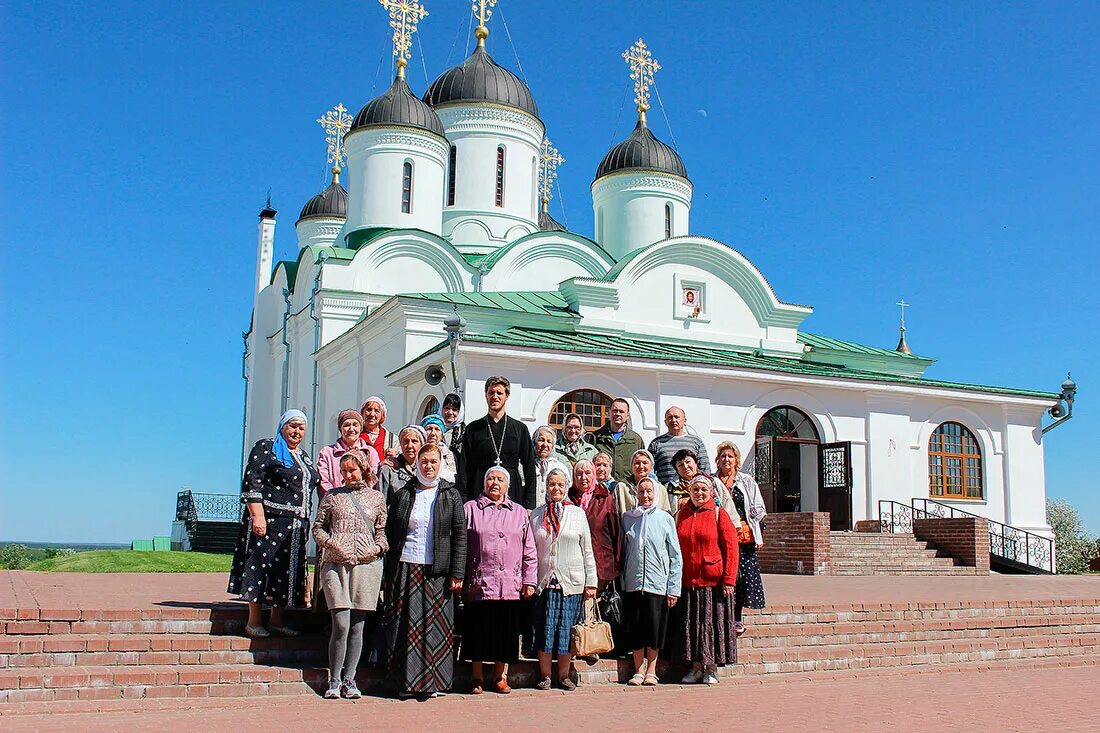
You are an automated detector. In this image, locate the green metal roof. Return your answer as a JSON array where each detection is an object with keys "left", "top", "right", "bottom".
[
  {"left": 455, "top": 327, "right": 1057, "bottom": 400},
  {"left": 398, "top": 291, "right": 578, "bottom": 318},
  {"left": 799, "top": 332, "right": 929, "bottom": 361},
  {"left": 344, "top": 227, "right": 395, "bottom": 250}
]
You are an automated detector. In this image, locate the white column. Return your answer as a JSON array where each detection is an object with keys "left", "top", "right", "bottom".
[{"left": 255, "top": 207, "right": 276, "bottom": 296}]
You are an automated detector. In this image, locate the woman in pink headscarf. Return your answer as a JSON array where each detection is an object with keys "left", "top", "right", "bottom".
[
  {"left": 567, "top": 458, "right": 621, "bottom": 591},
  {"left": 317, "top": 409, "right": 380, "bottom": 499}
]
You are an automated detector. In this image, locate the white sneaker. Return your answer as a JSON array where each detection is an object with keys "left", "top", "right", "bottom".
[
  {"left": 702, "top": 667, "right": 720, "bottom": 685},
  {"left": 681, "top": 666, "right": 703, "bottom": 684}
]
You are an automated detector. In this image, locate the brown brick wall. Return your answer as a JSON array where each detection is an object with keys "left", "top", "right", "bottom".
[
  {"left": 913, "top": 517, "right": 990, "bottom": 572},
  {"left": 757, "top": 512, "right": 831, "bottom": 575}
]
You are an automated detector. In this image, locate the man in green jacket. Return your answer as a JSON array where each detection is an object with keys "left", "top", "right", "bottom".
[{"left": 591, "top": 397, "right": 645, "bottom": 483}]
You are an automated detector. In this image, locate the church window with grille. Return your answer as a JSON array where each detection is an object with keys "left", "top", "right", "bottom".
[
  {"left": 928, "top": 422, "right": 983, "bottom": 500},
  {"left": 548, "top": 389, "right": 614, "bottom": 432},
  {"left": 447, "top": 146, "right": 457, "bottom": 206},
  {"left": 401, "top": 161, "right": 413, "bottom": 213},
  {"left": 495, "top": 146, "right": 506, "bottom": 207}
]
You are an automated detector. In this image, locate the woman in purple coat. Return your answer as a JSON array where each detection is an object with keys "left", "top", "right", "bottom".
[{"left": 461, "top": 466, "right": 537, "bottom": 694}]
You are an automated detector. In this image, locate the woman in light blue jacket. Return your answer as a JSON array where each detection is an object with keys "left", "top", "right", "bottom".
[{"left": 619, "top": 476, "right": 683, "bottom": 686}]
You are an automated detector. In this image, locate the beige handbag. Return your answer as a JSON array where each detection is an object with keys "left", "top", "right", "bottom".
[{"left": 570, "top": 598, "right": 614, "bottom": 656}]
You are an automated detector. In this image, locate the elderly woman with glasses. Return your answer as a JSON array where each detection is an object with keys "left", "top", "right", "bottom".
[
  {"left": 675, "top": 474, "right": 739, "bottom": 686},
  {"left": 229, "top": 409, "right": 320, "bottom": 638},
  {"left": 461, "top": 466, "right": 537, "bottom": 694},
  {"left": 555, "top": 413, "right": 598, "bottom": 467}
]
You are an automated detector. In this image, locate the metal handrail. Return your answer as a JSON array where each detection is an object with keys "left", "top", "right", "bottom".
[
  {"left": 912, "top": 498, "right": 1054, "bottom": 574},
  {"left": 877, "top": 500, "right": 914, "bottom": 534}
]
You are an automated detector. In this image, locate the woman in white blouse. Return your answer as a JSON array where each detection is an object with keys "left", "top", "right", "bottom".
[{"left": 529, "top": 468, "right": 597, "bottom": 691}]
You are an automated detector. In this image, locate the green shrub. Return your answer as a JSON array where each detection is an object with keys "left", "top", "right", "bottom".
[
  {"left": 1047, "top": 499, "right": 1096, "bottom": 574},
  {"left": 0, "top": 544, "right": 31, "bottom": 570}
]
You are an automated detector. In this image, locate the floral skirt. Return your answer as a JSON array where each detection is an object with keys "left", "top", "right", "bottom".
[
  {"left": 227, "top": 512, "right": 307, "bottom": 608},
  {"left": 673, "top": 586, "right": 737, "bottom": 666}
]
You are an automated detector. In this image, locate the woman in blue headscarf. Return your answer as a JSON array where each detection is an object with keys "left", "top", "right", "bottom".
[{"left": 228, "top": 409, "right": 321, "bottom": 637}]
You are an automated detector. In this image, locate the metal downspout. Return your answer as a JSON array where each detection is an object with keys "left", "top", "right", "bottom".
[
  {"left": 308, "top": 252, "right": 328, "bottom": 456},
  {"left": 240, "top": 330, "right": 250, "bottom": 475},
  {"left": 279, "top": 288, "right": 292, "bottom": 414}
]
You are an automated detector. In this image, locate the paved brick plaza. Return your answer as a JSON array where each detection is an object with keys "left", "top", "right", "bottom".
[{"left": 1, "top": 662, "right": 1097, "bottom": 732}]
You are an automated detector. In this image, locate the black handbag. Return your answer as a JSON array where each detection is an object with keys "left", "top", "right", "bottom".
[{"left": 597, "top": 580, "right": 624, "bottom": 627}]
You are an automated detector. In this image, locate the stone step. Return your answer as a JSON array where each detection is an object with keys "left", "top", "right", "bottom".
[{"left": 830, "top": 568, "right": 981, "bottom": 576}]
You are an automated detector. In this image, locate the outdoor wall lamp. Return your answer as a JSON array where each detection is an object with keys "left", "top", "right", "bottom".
[{"left": 444, "top": 309, "right": 467, "bottom": 397}]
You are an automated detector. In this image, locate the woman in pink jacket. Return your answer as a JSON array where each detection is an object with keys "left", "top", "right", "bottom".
[{"left": 316, "top": 409, "right": 379, "bottom": 499}]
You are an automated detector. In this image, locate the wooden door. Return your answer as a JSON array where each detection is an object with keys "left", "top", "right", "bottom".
[{"left": 818, "top": 441, "right": 852, "bottom": 530}]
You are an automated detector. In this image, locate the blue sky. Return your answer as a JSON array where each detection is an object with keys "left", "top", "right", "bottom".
[{"left": 1, "top": 1, "right": 1097, "bottom": 542}]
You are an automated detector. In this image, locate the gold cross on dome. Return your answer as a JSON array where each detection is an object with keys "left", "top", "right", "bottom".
[
  {"left": 896, "top": 299, "right": 910, "bottom": 330},
  {"left": 316, "top": 102, "right": 353, "bottom": 176},
  {"left": 538, "top": 136, "right": 565, "bottom": 211},
  {"left": 380, "top": 0, "right": 429, "bottom": 77},
  {"left": 623, "top": 38, "right": 661, "bottom": 117},
  {"left": 471, "top": 0, "right": 498, "bottom": 46}
]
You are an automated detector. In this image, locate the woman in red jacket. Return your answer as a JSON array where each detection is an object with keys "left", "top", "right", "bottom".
[{"left": 675, "top": 473, "right": 739, "bottom": 685}]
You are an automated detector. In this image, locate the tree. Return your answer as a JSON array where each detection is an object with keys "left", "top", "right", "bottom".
[
  {"left": 1047, "top": 499, "right": 1096, "bottom": 574},
  {"left": 0, "top": 544, "right": 31, "bottom": 570}
]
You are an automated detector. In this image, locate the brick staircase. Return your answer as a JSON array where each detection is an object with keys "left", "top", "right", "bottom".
[
  {"left": 3, "top": 597, "right": 1098, "bottom": 702},
  {"left": 828, "top": 532, "right": 982, "bottom": 575}
]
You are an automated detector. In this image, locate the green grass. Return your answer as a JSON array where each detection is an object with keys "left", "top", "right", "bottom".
[{"left": 26, "top": 550, "right": 233, "bottom": 573}]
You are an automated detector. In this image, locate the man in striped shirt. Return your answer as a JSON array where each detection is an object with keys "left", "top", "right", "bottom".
[{"left": 648, "top": 406, "right": 711, "bottom": 484}]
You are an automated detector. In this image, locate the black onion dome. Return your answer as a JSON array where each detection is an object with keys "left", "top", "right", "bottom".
[
  {"left": 423, "top": 47, "right": 539, "bottom": 119},
  {"left": 538, "top": 209, "right": 566, "bottom": 232},
  {"left": 349, "top": 76, "right": 445, "bottom": 137},
  {"left": 297, "top": 180, "right": 348, "bottom": 223},
  {"left": 595, "top": 119, "right": 688, "bottom": 181}
]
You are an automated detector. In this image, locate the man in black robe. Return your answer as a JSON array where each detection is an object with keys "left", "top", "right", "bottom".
[{"left": 459, "top": 376, "right": 536, "bottom": 508}]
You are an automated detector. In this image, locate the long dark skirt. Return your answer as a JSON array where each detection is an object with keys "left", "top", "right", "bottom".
[
  {"left": 674, "top": 586, "right": 737, "bottom": 666},
  {"left": 735, "top": 543, "right": 767, "bottom": 611},
  {"left": 623, "top": 591, "right": 670, "bottom": 651},
  {"left": 382, "top": 562, "right": 455, "bottom": 695},
  {"left": 533, "top": 588, "right": 583, "bottom": 655},
  {"left": 460, "top": 600, "right": 523, "bottom": 663},
  {"left": 227, "top": 512, "right": 308, "bottom": 608}
]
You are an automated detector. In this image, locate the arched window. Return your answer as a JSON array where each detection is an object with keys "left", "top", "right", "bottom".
[
  {"left": 447, "top": 146, "right": 457, "bottom": 206},
  {"left": 495, "top": 146, "right": 506, "bottom": 207},
  {"left": 928, "top": 422, "right": 983, "bottom": 499},
  {"left": 548, "top": 389, "right": 614, "bottom": 432},
  {"left": 401, "top": 161, "right": 413, "bottom": 213},
  {"left": 756, "top": 405, "right": 820, "bottom": 442},
  {"left": 597, "top": 206, "right": 604, "bottom": 243},
  {"left": 664, "top": 202, "right": 673, "bottom": 239},
  {"left": 531, "top": 156, "right": 537, "bottom": 218},
  {"left": 420, "top": 396, "right": 441, "bottom": 419}
]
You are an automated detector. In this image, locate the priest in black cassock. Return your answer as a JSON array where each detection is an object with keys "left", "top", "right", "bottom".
[{"left": 459, "top": 376, "right": 537, "bottom": 508}]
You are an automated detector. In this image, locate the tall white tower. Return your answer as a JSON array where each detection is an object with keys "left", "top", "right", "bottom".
[
  {"left": 423, "top": 1, "right": 543, "bottom": 254},
  {"left": 592, "top": 39, "right": 691, "bottom": 260},
  {"left": 255, "top": 200, "right": 276, "bottom": 296},
  {"left": 344, "top": 0, "right": 447, "bottom": 240}
]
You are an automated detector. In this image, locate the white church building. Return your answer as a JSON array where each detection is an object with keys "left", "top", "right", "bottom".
[{"left": 242, "top": 4, "right": 1069, "bottom": 550}]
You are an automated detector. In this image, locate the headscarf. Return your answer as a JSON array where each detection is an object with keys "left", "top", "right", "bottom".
[
  {"left": 399, "top": 424, "right": 427, "bottom": 442},
  {"left": 336, "top": 408, "right": 365, "bottom": 434},
  {"left": 442, "top": 393, "right": 464, "bottom": 429},
  {"left": 340, "top": 448, "right": 378, "bottom": 487},
  {"left": 273, "top": 409, "right": 306, "bottom": 468},
  {"left": 532, "top": 425, "right": 556, "bottom": 466},
  {"left": 688, "top": 474, "right": 717, "bottom": 507},
  {"left": 572, "top": 458, "right": 597, "bottom": 511},
  {"left": 360, "top": 396, "right": 387, "bottom": 423},
  {"left": 415, "top": 444, "right": 442, "bottom": 489},
  {"left": 630, "top": 448, "right": 655, "bottom": 481},
  {"left": 558, "top": 413, "right": 588, "bottom": 454},
  {"left": 483, "top": 466, "right": 510, "bottom": 500},
  {"left": 421, "top": 414, "right": 446, "bottom": 434}
]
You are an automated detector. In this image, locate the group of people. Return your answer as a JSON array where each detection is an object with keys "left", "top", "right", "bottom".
[{"left": 228, "top": 377, "right": 767, "bottom": 700}]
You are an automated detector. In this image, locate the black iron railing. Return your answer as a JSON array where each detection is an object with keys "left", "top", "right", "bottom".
[
  {"left": 176, "top": 490, "right": 240, "bottom": 530},
  {"left": 876, "top": 498, "right": 1055, "bottom": 574}
]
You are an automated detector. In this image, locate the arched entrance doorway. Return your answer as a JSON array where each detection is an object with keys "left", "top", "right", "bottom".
[
  {"left": 547, "top": 389, "right": 614, "bottom": 432},
  {"left": 755, "top": 406, "right": 852, "bottom": 530}
]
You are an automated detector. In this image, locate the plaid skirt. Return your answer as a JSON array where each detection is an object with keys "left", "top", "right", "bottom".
[
  {"left": 674, "top": 586, "right": 738, "bottom": 666},
  {"left": 533, "top": 587, "right": 582, "bottom": 655},
  {"left": 381, "top": 562, "right": 456, "bottom": 695}
]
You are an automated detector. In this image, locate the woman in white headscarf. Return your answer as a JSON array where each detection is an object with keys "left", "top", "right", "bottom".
[
  {"left": 531, "top": 425, "right": 571, "bottom": 507},
  {"left": 613, "top": 449, "right": 673, "bottom": 515},
  {"left": 360, "top": 396, "right": 397, "bottom": 462},
  {"left": 377, "top": 425, "right": 425, "bottom": 498},
  {"left": 619, "top": 477, "right": 682, "bottom": 686},
  {"left": 229, "top": 409, "right": 320, "bottom": 637}
]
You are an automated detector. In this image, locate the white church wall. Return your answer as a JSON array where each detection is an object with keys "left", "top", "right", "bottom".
[
  {"left": 479, "top": 233, "right": 614, "bottom": 292},
  {"left": 1001, "top": 411, "right": 1049, "bottom": 536},
  {"left": 591, "top": 171, "right": 691, "bottom": 260},
  {"left": 347, "top": 233, "right": 476, "bottom": 295},
  {"left": 343, "top": 128, "right": 447, "bottom": 235}
]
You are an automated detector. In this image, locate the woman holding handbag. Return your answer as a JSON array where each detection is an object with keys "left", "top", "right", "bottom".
[
  {"left": 530, "top": 468, "right": 597, "bottom": 691},
  {"left": 714, "top": 442, "right": 766, "bottom": 637},
  {"left": 620, "top": 477, "right": 682, "bottom": 686},
  {"left": 311, "top": 449, "right": 387, "bottom": 699},
  {"left": 675, "top": 473, "right": 739, "bottom": 686}
]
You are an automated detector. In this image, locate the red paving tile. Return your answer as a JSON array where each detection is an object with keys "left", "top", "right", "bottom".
[
  {"left": 3, "top": 570, "right": 1099, "bottom": 613},
  {"left": 1, "top": 663, "right": 1098, "bottom": 732}
]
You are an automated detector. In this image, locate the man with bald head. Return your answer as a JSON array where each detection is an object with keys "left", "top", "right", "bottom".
[{"left": 648, "top": 405, "right": 711, "bottom": 484}]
